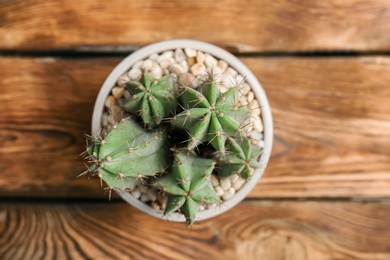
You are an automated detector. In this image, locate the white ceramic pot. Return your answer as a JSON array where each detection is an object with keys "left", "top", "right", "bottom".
[{"left": 92, "top": 39, "right": 273, "bottom": 223}]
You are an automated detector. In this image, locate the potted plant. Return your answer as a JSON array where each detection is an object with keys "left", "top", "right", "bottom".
[{"left": 82, "top": 40, "right": 273, "bottom": 225}]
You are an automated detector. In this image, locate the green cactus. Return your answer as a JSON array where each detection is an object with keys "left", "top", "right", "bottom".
[
  {"left": 216, "top": 137, "right": 262, "bottom": 179},
  {"left": 172, "top": 76, "right": 250, "bottom": 152},
  {"left": 153, "top": 152, "right": 220, "bottom": 225},
  {"left": 125, "top": 74, "right": 177, "bottom": 128},
  {"left": 85, "top": 117, "right": 170, "bottom": 191}
]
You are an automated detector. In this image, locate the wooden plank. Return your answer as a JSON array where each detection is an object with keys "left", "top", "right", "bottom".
[
  {"left": 1, "top": 56, "right": 390, "bottom": 198},
  {"left": 1, "top": 0, "right": 390, "bottom": 52},
  {"left": 0, "top": 201, "right": 389, "bottom": 259}
]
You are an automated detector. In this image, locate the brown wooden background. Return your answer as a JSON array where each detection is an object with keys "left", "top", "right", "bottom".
[{"left": 1, "top": 0, "right": 390, "bottom": 259}]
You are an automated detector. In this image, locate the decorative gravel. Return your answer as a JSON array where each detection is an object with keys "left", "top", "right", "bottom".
[{"left": 100, "top": 48, "right": 264, "bottom": 211}]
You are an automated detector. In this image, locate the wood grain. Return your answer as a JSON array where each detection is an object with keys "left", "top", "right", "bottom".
[
  {"left": 1, "top": 0, "right": 390, "bottom": 52},
  {"left": 1, "top": 56, "right": 390, "bottom": 198},
  {"left": 0, "top": 201, "right": 389, "bottom": 260}
]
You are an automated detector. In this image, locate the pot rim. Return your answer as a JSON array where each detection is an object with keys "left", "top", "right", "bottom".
[{"left": 92, "top": 39, "right": 273, "bottom": 223}]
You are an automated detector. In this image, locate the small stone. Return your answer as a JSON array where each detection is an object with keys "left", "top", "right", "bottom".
[
  {"left": 123, "top": 90, "right": 131, "bottom": 99},
  {"left": 219, "top": 85, "right": 228, "bottom": 94},
  {"left": 220, "top": 177, "right": 231, "bottom": 191},
  {"left": 151, "top": 201, "right": 160, "bottom": 210},
  {"left": 258, "top": 140, "right": 265, "bottom": 148},
  {"left": 157, "top": 51, "right": 174, "bottom": 63},
  {"left": 236, "top": 75, "right": 245, "bottom": 85},
  {"left": 239, "top": 95, "right": 248, "bottom": 106},
  {"left": 247, "top": 91, "right": 254, "bottom": 103},
  {"left": 112, "top": 87, "right": 124, "bottom": 99},
  {"left": 159, "top": 57, "right": 175, "bottom": 69},
  {"left": 232, "top": 178, "right": 246, "bottom": 191},
  {"left": 105, "top": 95, "right": 116, "bottom": 108},
  {"left": 169, "top": 73, "right": 178, "bottom": 81},
  {"left": 142, "top": 59, "right": 154, "bottom": 71},
  {"left": 251, "top": 131, "right": 264, "bottom": 142},
  {"left": 184, "top": 48, "right": 197, "bottom": 57},
  {"left": 131, "top": 189, "right": 141, "bottom": 199},
  {"left": 169, "top": 63, "right": 186, "bottom": 75},
  {"left": 240, "top": 83, "right": 251, "bottom": 95},
  {"left": 187, "top": 57, "right": 196, "bottom": 66},
  {"left": 128, "top": 68, "right": 142, "bottom": 81},
  {"left": 196, "top": 51, "right": 205, "bottom": 63},
  {"left": 205, "top": 54, "right": 218, "bottom": 69},
  {"left": 101, "top": 128, "right": 107, "bottom": 137},
  {"left": 199, "top": 205, "right": 206, "bottom": 211},
  {"left": 228, "top": 174, "right": 239, "bottom": 183},
  {"left": 178, "top": 73, "right": 195, "bottom": 87},
  {"left": 208, "top": 204, "right": 217, "bottom": 209},
  {"left": 149, "top": 53, "right": 158, "bottom": 61},
  {"left": 175, "top": 48, "right": 186, "bottom": 63},
  {"left": 222, "top": 187, "right": 235, "bottom": 201},
  {"left": 138, "top": 185, "right": 148, "bottom": 193},
  {"left": 190, "top": 63, "right": 206, "bottom": 76},
  {"left": 110, "top": 105, "right": 122, "bottom": 123},
  {"left": 226, "top": 67, "right": 238, "bottom": 77},
  {"left": 102, "top": 113, "right": 108, "bottom": 126},
  {"left": 250, "top": 100, "right": 261, "bottom": 115},
  {"left": 250, "top": 116, "right": 263, "bottom": 132},
  {"left": 157, "top": 193, "right": 167, "bottom": 209},
  {"left": 215, "top": 186, "right": 224, "bottom": 197},
  {"left": 210, "top": 174, "right": 219, "bottom": 187},
  {"left": 117, "top": 74, "right": 130, "bottom": 87},
  {"left": 132, "top": 61, "right": 143, "bottom": 70},
  {"left": 146, "top": 189, "right": 157, "bottom": 201},
  {"left": 217, "top": 60, "right": 228, "bottom": 73},
  {"left": 149, "top": 65, "right": 163, "bottom": 79},
  {"left": 117, "top": 98, "right": 126, "bottom": 107},
  {"left": 221, "top": 74, "right": 235, "bottom": 88},
  {"left": 107, "top": 124, "right": 113, "bottom": 132},
  {"left": 140, "top": 193, "right": 151, "bottom": 202},
  {"left": 179, "top": 60, "right": 189, "bottom": 73}
]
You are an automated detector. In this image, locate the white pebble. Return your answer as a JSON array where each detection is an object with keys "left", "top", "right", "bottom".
[
  {"left": 232, "top": 178, "right": 246, "bottom": 191},
  {"left": 142, "top": 59, "right": 154, "bottom": 71},
  {"left": 140, "top": 194, "right": 151, "bottom": 202},
  {"left": 208, "top": 204, "right": 217, "bottom": 209},
  {"left": 240, "top": 83, "right": 251, "bottom": 95},
  {"left": 123, "top": 90, "right": 131, "bottom": 99},
  {"left": 250, "top": 131, "right": 264, "bottom": 142},
  {"left": 217, "top": 60, "right": 228, "bottom": 73},
  {"left": 149, "top": 65, "right": 163, "bottom": 79},
  {"left": 196, "top": 51, "right": 205, "bottom": 63},
  {"left": 219, "top": 85, "right": 228, "bottom": 94},
  {"left": 105, "top": 95, "right": 116, "bottom": 108},
  {"left": 169, "top": 63, "right": 186, "bottom": 75},
  {"left": 220, "top": 177, "right": 232, "bottom": 191},
  {"left": 222, "top": 187, "right": 235, "bottom": 201},
  {"left": 250, "top": 116, "right": 263, "bottom": 132},
  {"left": 178, "top": 73, "right": 195, "bottom": 87},
  {"left": 128, "top": 68, "right": 142, "bottom": 81},
  {"left": 247, "top": 91, "right": 254, "bottom": 103},
  {"left": 117, "top": 74, "right": 130, "bottom": 87},
  {"left": 112, "top": 87, "right": 124, "bottom": 99},
  {"left": 102, "top": 113, "right": 108, "bottom": 126},
  {"left": 228, "top": 174, "right": 239, "bottom": 183},
  {"left": 190, "top": 63, "right": 206, "bottom": 76},
  {"left": 199, "top": 205, "right": 205, "bottom": 211},
  {"left": 138, "top": 185, "right": 148, "bottom": 193},
  {"left": 236, "top": 75, "right": 245, "bottom": 85},
  {"left": 149, "top": 53, "right": 158, "bottom": 61},
  {"left": 205, "top": 54, "right": 218, "bottom": 69},
  {"left": 221, "top": 74, "right": 235, "bottom": 88},
  {"left": 179, "top": 60, "right": 189, "bottom": 72},
  {"left": 175, "top": 48, "right": 186, "bottom": 63},
  {"left": 157, "top": 51, "right": 174, "bottom": 63},
  {"left": 258, "top": 140, "right": 265, "bottom": 148},
  {"left": 146, "top": 189, "right": 157, "bottom": 201},
  {"left": 131, "top": 189, "right": 141, "bottom": 199},
  {"left": 239, "top": 95, "right": 248, "bottom": 106},
  {"left": 226, "top": 67, "right": 238, "bottom": 77},
  {"left": 184, "top": 48, "right": 197, "bottom": 57},
  {"left": 215, "top": 186, "right": 224, "bottom": 197},
  {"left": 132, "top": 61, "right": 143, "bottom": 70},
  {"left": 250, "top": 100, "right": 261, "bottom": 116},
  {"left": 159, "top": 57, "right": 175, "bottom": 69},
  {"left": 210, "top": 174, "right": 219, "bottom": 187},
  {"left": 151, "top": 201, "right": 160, "bottom": 210}
]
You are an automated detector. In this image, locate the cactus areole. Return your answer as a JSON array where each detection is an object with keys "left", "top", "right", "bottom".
[{"left": 85, "top": 40, "right": 273, "bottom": 225}]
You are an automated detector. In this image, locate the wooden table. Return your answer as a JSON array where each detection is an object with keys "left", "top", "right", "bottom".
[{"left": 1, "top": 1, "right": 390, "bottom": 259}]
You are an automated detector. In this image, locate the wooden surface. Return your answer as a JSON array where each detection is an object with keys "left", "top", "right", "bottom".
[
  {"left": 1, "top": 0, "right": 390, "bottom": 259},
  {"left": 1, "top": 0, "right": 390, "bottom": 52},
  {"left": 1, "top": 201, "right": 390, "bottom": 260}
]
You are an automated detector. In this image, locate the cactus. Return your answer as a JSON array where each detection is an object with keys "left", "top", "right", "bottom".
[
  {"left": 153, "top": 152, "right": 220, "bottom": 225},
  {"left": 83, "top": 70, "right": 263, "bottom": 225},
  {"left": 84, "top": 117, "right": 170, "bottom": 191},
  {"left": 172, "top": 76, "right": 250, "bottom": 152},
  {"left": 125, "top": 74, "right": 177, "bottom": 128},
  {"left": 215, "top": 137, "right": 262, "bottom": 179}
]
